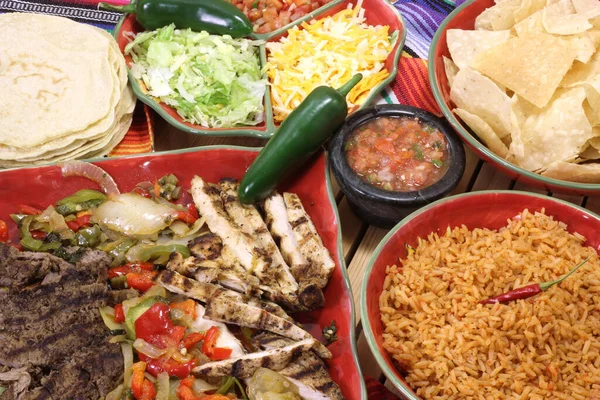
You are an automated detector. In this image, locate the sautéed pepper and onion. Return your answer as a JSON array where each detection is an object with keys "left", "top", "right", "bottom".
[{"left": 345, "top": 117, "right": 449, "bottom": 192}]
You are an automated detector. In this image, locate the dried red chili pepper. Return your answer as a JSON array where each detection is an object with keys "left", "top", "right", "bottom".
[{"left": 480, "top": 258, "right": 590, "bottom": 305}]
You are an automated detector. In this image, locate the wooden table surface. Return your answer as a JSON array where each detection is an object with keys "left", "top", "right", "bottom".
[{"left": 155, "top": 119, "right": 600, "bottom": 397}]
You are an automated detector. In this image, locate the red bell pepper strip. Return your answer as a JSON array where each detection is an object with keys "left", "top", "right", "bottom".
[
  {"left": 153, "top": 180, "right": 161, "bottom": 198},
  {"left": 0, "top": 220, "right": 9, "bottom": 243},
  {"left": 108, "top": 262, "right": 155, "bottom": 278},
  {"left": 30, "top": 230, "right": 47, "bottom": 240},
  {"left": 139, "top": 379, "right": 157, "bottom": 400},
  {"left": 127, "top": 270, "right": 158, "bottom": 293},
  {"left": 176, "top": 211, "right": 198, "bottom": 225},
  {"left": 143, "top": 355, "right": 196, "bottom": 379},
  {"left": 133, "top": 186, "right": 153, "bottom": 199},
  {"left": 210, "top": 347, "right": 232, "bottom": 361},
  {"left": 199, "top": 395, "right": 231, "bottom": 400},
  {"left": 201, "top": 326, "right": 232, "bottom": 361},
  {"left": 18, "top": 205, "right": 42, "bottom": 215},
  {"left": 176, "top": 376, "right": 201, "bottom": 400},
  {"left": 182, "top": 332, "right": 205, "bottom": 350},
  {"left": 131, "top": 362, "right": 147, "bottom": 399},
  {"left": 171, "top": 299, "right": 198, "bottom": 319},
  {"left": 114, "top": 304, "right": 125, "bottom": 323},
  {"left": 186, "top": 203, "right": 199, "bottom": 219},
  {"left": 66, "top": 213, "right": 92, "bottom": 231}
]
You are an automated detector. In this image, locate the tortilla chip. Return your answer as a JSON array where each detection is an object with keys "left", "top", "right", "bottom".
[
  {"left": 571, "top": 0, "right": 600, "bottom": 15},
  {"left": 562, "top": 34, "right": 596, "bottom": 62},
  {"left": 560, "top": 52, "right": 600, "bottom": 88},
  {"left": 473, "top": 32, "right": 576, "bottom": 108},
  {"left": 511, "top": 87, "right": 593, "bottom": 171},
  {"left": 450, "top": 68, "right": 512, "bottom": 138},
  {"left": 514, "top": 10, "right": 546, "bottom": 36},
  {"left": 543, "top": 0, "right": 599, "bottom": 35},
  {"left": 454, "top": 108, "right": 510, "bottom": 158},
  {"left": 514, "top": 0, "right": 547, "bottom": 23},
  {"left": 584, "top": 75, "right": 600, "bottom": 113},
  {"left": 475, "top": 4, "right": 519, "bottom": 31},
  {"left": 542, "top": 160, "right": 600, "bottom": 182},
  {"left": 447, "top": 29, "right": 511, "bottom": 69},
  {"left": 443, "top": 56, "right": 459, "bottom": 87}
]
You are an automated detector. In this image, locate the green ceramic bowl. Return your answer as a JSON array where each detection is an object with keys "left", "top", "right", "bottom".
[
  {"left": 113, "top": 0, "right": 406, "bottom": 138},
  {"left": 428, "top": 0, "right": 600, "bottom": 196}
]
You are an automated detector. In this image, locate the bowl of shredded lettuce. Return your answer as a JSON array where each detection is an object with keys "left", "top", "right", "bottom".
[{"left": 118, "top": 18, "right": 274, "bottom": 137}]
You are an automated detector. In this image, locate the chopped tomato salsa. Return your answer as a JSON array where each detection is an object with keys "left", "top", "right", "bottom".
[{"left": 345, "top": 117, "right": 449, "bottom": 192}]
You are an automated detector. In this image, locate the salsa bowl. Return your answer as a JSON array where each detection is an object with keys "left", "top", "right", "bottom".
[
  {"left": 360, "top": 191, "right": 600, "bottom": 399},
  {"left": 428, "top": 0, "right": 600, "bottom": 196},
  {"left": 114, "top": 0, "right": 405, "bottom": 138},
  {"left": 330, "top": 104, "right": 465, "bottom": 228}
]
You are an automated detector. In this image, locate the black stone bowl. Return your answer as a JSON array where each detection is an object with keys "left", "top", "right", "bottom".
[{"left": 330, "top": 104, "right": 466, "bottom": 228}]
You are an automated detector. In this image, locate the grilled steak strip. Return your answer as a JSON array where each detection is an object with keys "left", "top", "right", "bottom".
[{"left": 0, "top": 244, "right": 122, "bottom": 400}]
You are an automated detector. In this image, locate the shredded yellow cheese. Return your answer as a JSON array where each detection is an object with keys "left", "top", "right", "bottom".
[{"left": 266, "top": 0, "right": 393, "bottom": 122}]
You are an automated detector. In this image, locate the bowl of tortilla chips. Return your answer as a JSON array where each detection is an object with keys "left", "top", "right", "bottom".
[{"left": 429, "top": 0, "right": 600, "bottom": 195}]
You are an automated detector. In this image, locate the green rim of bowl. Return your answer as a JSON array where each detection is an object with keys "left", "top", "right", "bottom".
[
  {"left": 113, "top": 0, "right": 405, "bottom": 139},
  {"left": 427, "top": 0, "right": 600, "bottom": 191},
  {"left": 359, "top": 190, "right": 600, "bottom": 400}
]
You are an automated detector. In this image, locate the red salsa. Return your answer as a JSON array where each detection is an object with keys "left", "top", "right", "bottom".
[{"left": 345, "top": 116, "right": 449, "bottom": 192}]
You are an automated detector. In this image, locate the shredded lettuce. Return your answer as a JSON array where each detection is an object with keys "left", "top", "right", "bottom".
[{"left": 125, "top": 24, "right": 266, "bottom": 128}]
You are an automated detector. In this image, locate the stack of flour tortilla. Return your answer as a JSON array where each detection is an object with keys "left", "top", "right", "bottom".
[{"left": 0, "top": 13, "right": 136, "bottom": 168}]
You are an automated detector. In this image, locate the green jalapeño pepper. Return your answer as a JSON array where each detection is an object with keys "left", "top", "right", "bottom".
[
  {"left": 99, "top": 0, "right": 252, "bottom": 37},
  {"left": 239, "top": 74, "right": 363, "bottom": 204}
]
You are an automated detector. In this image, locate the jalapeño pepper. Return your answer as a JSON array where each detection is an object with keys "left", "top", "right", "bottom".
[
  {"left": 99, "top": 0, "right": 253, "bottom": 37},
  {"left": 239, "top": 74, "right": 363, "bottom": 204}
]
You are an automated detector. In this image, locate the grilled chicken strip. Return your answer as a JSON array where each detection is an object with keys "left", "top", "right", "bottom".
[
  {"left": 191, "top": 176, "right": 298, "bottom": 306},
  {"left": 205, "top": 293, "right": 332, "bottom": 359},
  {"left": 263, "top": 192, "right": 325, "bottom": 309},
  {"left": 219, "top": 178, "right": 298, "bottom": 289},
  {"left": 284, "top": 192, "right": 336, "bottom": 290},
  {"left": 154, "top": 270, "right": 222, "bottom": 302},
  {"left": 193, "top": 338, "right": 316, "bottom": 379},
  {"left": 167, "top": 234, "right": 264, "bottom": 296},
  {"left": 252, "top": 332, "right": 344, "bottom": 400}
]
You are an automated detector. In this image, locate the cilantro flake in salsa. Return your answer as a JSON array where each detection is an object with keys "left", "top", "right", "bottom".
[{"left": 345, "top": 117, "right": 449, "bottom": 192}]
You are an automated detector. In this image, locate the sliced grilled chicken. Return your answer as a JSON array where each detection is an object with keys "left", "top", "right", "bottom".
[
  {"left": 252, "top": 332, "right": 344, "bottom": 400},
  {"left": 263, "top": 192, "right": 325, "bottom": 310},
  {"left": 284, "top": 192, "right": 336, "bottom": 290},
  {"left": 193, "top": 338, "right": 316, "bottom": 379},
  {"left": 193, "top": 304, "right": 245, "bottom": 358},
  {"left": 219, "top": 178, "right": 298, "bottom": 291},
  {"left": 205, "top": 293, "right": 332, "bottom": 359},
  {"left": 154, "top": 270, "right": 223, "bottom": 302},
  {"left": 191, "top": 176, "right": 298, "bottom": 306},
  {"left": 263, "top": 192, "right": 309, "bottom": 278}
]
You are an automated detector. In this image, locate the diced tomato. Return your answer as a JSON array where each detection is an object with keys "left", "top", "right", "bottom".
[
  {"left": 127, "top": 270, "right": 158, "bottom": 293},
  {"left": 0, "top": 220, "right": 8, "bottom": 243},
  {"left": 182, "top": 332, "right": 205, "bottom": 350},
  {"left": 18, "top": 205, "right": 42, "bottom": 215},
  {"left": 171, "top": 300, "right": 198, "bottom": 320},
  {"left": 176, "top": 211, "right": 198, "bottom": 225},
  {"left": 131, "top": 362, "right": 147, "bottom": 399},
  {"left": 133, "top": 186, "right": 153, "bottom": 199},
  {"left": 30, "top": 230, "right": 47, "bottom": 240},
  {"left": 210, "top": 347, "right": 233, "bottom": 361},
  {"left": 114, "top": 304, "right": 125, "bottom": 323}
]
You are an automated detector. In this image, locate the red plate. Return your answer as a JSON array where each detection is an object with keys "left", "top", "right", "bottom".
[{"left": 0, "top": 146, "right": 366, "bottom": 399}]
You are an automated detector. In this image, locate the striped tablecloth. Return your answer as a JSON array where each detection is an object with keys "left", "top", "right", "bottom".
[{"left": 0, "top": 0, "right": 154, "bottom": 158}]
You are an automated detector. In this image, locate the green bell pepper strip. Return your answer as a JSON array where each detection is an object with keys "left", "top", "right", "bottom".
[
  {"left": 72, "top": 225, "right": 102, "bottom": 247},
  {"left": 238, "top": 74, "right": 363, "bottom": 204},
  {"left": 99, "top": 0, "right": 253, "bottom": 37},
  {"left": 18, "top": 215, "right": 61, "bottom": 252},
  {"left": 55, "top": 189, "right": 107, "bottom": 216},
  {"left": 108, "top": 239, "right": 137, "bottom": 267},
  {"left": 137, "top": 244, "right": 191, "bottom": 261}
]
